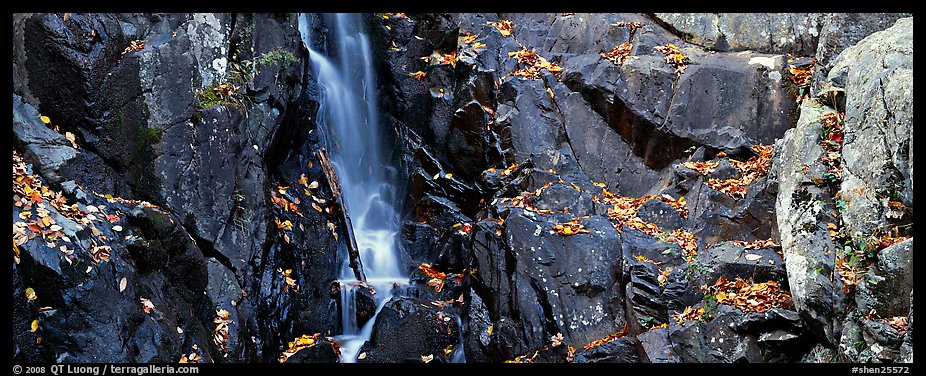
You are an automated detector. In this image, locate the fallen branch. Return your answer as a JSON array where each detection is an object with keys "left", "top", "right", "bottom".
[{"left": 317, "top": 148, "right": 365, "bottom": 282}]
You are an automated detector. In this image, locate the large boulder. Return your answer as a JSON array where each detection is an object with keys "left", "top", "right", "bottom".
[
  {"left": 12, "top": 152, "right": 217, "bottom": 362},
  {"left": 813, "top": 13, "right": 912, "bottom": 90},
  {"left": 653, "top": 13, "right": 823, "bottom": 55},
  {"left": 469, "top": 207, "right": 626, "bottom": 358},
  {"left": 773, "top": 101, "right": 847, "bottom": 343},
  {"left": 827, "top": 17, "right": 913, "bottom": 238},
  {"left": 357, "top": 297, "right": 463, "bottom": 363},
  {"left": 855, "top": 239, "right": 913, "bottom": 317}
]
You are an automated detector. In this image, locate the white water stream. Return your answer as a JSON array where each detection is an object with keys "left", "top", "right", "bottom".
[{"left": 298, "top": 13, "right": 407, "bottom": 363}]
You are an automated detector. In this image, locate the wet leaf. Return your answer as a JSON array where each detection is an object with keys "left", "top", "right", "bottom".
[
  {"left": 582, "top": 324, "right": 628, "bottom": 351},
  {"left": 487, "top": 20, "right": 513, "bottom": 37},
  {"left": 601, "top": 42, "right": 634, "bottom": 65},
  {"left": 121, "top": 39, "right": 148, "bottom": 57},
  {"left": 551, "top": 217, "right": 590, "bottom": 236},
  {"left": 25, "top": 287, "right": 37, "bottom": 301},
  {"left": 140, "top": 297, "right": 155, "bottom": 314},
  {"left": 654, "top": 43, "right": 690, "bottom": 76}
]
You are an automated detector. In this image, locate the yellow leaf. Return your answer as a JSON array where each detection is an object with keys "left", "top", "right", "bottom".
[
  {"left": 40, "top": 116, "right": 51, "bottom": 124},
  {"left": 140, "top": 297, "right": 155, "bottom": 313},
  {"left": 25, "top": 287, "right": 37, "bottom": 301},
  {"left": 421, "top": 354, "right": 434, "bottom": 363},
  {"left": 358, "top": 352, "right": 367, "bottom": 360},
  {"left": 31, "top": 319, "right": 39, "bottom": 332},
  {"left": 65, "top": 132, "right": 77, "bottom": 148},
  {"left": 445, "top": 173, "right": 453, "bottom": 178},
  {"left": 487, "top": 325, "right": 494, "bottom": 335}
]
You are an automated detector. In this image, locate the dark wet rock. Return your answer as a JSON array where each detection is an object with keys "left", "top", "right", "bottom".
[
  {"left": 495, "top": 78, "right": 569, "bottom": 170},
  {"left": 573, "top": 337, "right": 641, "bottom": 363},
  {"left": 283, "top": 342, "right": 340, "bottom": 363},
  {"left": 12, "top": 94, "right": 130, "bottom": 199},
  {"left": 12, "top": 263, "right": 43, "bottom": 363},
  {"left": 668, "top": 306, "right": 763, "bottom": 363},
  {"left": 560, "top": 90, "right": 661, "bottom": 198},
  {"left": 664, "top": 52, "right": 797, "bottom": 153},
  {"left": 661, "top": 269, "right": 703, "bottom": 313},
  {"left": 624, "top": 262, "right": 669, "bottom": 333},
  {"left": 12, "top": 171, "right": 217, "bottom": 362},
  {"left": 358, "top": 297, "right": 462, "bottom": 363},
  {"left": 734, "top": 308, "right": 803, "bottom": 334},
  {"left": 531, "top": 184, "right": 598, "bottom": 218},
  {"left": 400, "top": 194, "right": 470, "bottom": 270},
  {"left": 351, "top": 284, "right": 378, "bottom": 330},
  {"left": 855, "top": 239, "right": 913, "bottom": 318},
  {"left": 468, "top": 201, "right": 626, "bottom": 358},
  {"left": 12, "top": 95, "right": 78, "bottom": 183},
  {"left": 636, "top": 199, "right": 686, "bottom": 232},
  {"left": 620, "top": 228, "right": 684, "bottom": 271},
  {"left": 813, "top": 13, "right": 912, "bottom": 90},
  {"left": 684, "top": 175, "right": 778, "bottom": 248},
  {"left": 773, "top": 101, "right": 846, "bottom": 343},
  {"left": 828, "top": 18, "right": 913, "bottom": 236},
  {"left": 701, "top": 242, "right": 787, "bottom": 285},
  {"left": 405, "top": 147, "right": 484, "bottom": 218},
  {"left": 638, "top": 327, "right": 681, "bottom": 363},
  {"left": 462, "top": 289, "right": 494, "bottom": 363},
  {"left": 206, "top": 258, "right": 243, "bottom": 354},
  {"left": 503, "top": 210, "right": 624, "bottom": 350},
  {"left": 711, "top": 159, "right": 739, "bottom": 181},
  {"left": 653, "top": 13, "right": 823, "bottom": 55}
]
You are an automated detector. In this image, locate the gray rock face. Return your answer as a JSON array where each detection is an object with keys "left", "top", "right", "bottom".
[
  {"left": 667, "top": 307, "right": 764, "bottom": 363},
  {"left": 827, "top": 18, "right": 913, "bottom": 238},
  {"left": 855, "top": 239, "right": 913, "bottom": 317},
  {"left": 638, "top": 327, "right": 681, "bottom": 362},
  {"left": 13, "top": 95, "right": 78, "bottom": 183},
  {"left": 653, "top": 13, "right": 824, "bottom": 55},
  {"left": 702, "top": 241, "right": 787, "bottom": 285},
  {"left": 560, "top": 90, "right": 662, "bottom": 198},
  {"left": 773, "top": 101, "right": 846, "bottom": 343},
  {"left": 664, "top": 52, "right": 797, "bottom": 153},
  {"left": 813, "top": 13, "right": 911, "bottom": 90}
]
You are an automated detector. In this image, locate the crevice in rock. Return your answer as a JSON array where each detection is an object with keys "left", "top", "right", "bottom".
[
  {"left": 184, "top": 224, "right": 238, "bottom": 276},
  {"left": 642, "top": 13, "right": 694, "bottom": 45},
  {"left": 561, "top": 72, "right": 698, "bottom": 171},
  {"left": 528, "top": 276, "right": 560, "bottom": 336}
]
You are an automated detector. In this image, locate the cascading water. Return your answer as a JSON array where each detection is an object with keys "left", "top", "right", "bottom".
[{"left": 298, "top": 13, "right": 407, "bottom": 362}]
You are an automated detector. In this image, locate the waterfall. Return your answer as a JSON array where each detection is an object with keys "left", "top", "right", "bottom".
[{"left": 299, "top": 13, "right": 407, "bottom": 363}]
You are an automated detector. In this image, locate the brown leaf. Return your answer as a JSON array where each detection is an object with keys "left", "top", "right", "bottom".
[{"left": 140, "top": 297, "right": 155, "bottom": 314}]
